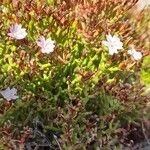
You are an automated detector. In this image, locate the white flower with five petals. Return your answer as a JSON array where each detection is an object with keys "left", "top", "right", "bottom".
[
  {"left": 8, "top": 23, "right": 27, "bottom": 40},
  {"left": 102, "top": 34, "right": 123, "bottom": 55},
  {"left": 36, "top": 36, "right": 55, "bottom": 54},
  {"left": 128, "top": 48, "right": 142, "bottom": 60},
  {"left": 0, "top": 87, "right": 18, "bottom": 101}
]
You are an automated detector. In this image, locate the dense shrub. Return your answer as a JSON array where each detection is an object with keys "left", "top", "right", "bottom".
[{"left": 0, "top": 0, "right": 149, "bottom": 149}]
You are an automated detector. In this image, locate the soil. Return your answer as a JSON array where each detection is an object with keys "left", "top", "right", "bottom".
[{"left": 121, "top": 120, "right": 150, "bottom": 150}]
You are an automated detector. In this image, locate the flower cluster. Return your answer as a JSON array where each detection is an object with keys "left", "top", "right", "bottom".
[
  {"left": 36, "top": 36, "right": 55, "bottom": 54},
  {"left": 102, "top": 34, "right": 123, "bottom": 55},
  {"left": 102, "top": 34, "right": 142, "bottom": 60},
  {"left": 128, "top": 48, "right": 143, "bottom": 60},
  {"left": 0, "top": 87, "right": 18, "bottom": 101},
  {"left": 0, "top": 23, "right": 144, "bottom": 102},
  {"left": 8, "top": 24, "right": 27, "bottom": 40},
  {"left": 7, "top": 24, "right": 142, "bottom": 60},
  {"left": 8, "top": 24, "right": 55, "bottom": 54}
]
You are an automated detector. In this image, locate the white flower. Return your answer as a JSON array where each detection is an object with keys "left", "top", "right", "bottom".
[
  {"left": 36, "top": 36, "right": 55, "bottom": 54},
  {"left": 102, "top": 34, "right": 123, "bottom": 55},
  {"left": 0, "top": 87, "right": 18, "bottom": 101},
  {"left": 8, "top": 23, "right": 27, "bottom": 40},
  {"left": 128, "top": 48, "right": 142, "bottom": 60}
]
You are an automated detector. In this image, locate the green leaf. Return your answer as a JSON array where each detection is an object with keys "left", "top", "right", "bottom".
[{"left": 46, "top": 0, "right": 55, "bottom": 5}]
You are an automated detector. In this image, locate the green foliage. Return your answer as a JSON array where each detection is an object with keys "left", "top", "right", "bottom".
[
  {"left": 141, "top": 56, "right": 150, "bottom": 86},
  {"left": 0, "top": 0, "right": 149, "bottom": 149}
]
